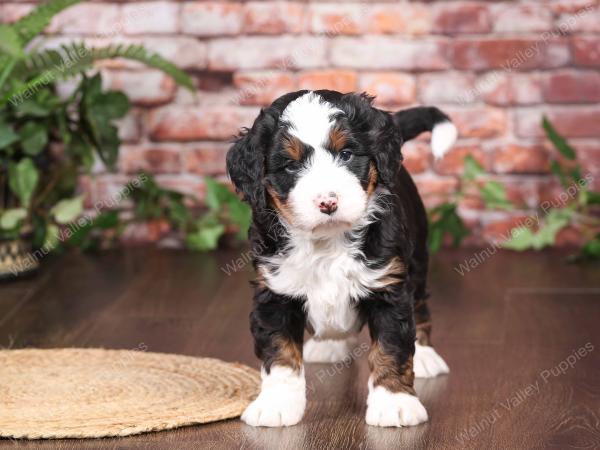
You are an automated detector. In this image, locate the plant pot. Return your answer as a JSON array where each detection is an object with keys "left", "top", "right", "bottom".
[{"left": 0, "top": 236, "right": 39, "bottom": 281}]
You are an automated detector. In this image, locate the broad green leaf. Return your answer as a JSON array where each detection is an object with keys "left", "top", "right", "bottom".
[
  {"left": 15, "top": 99, "right": 52, "bottom": 118},
  {"left": 19, "top": 121, "right": 48, "bottom": 155},
  {"left": 0, "top": 208, "right": 27, "bottom": 230},
  {"left": 586, "top": 191, "right": 600, "bottom": 205},
  {"left": 92, "top": 91, "right": 130, "bottom": 120},
  {"left": 186, "top": 223, "right": 225, "bottom": 251},
  {"left": 228, "top": 200, "right": 252, "bottom": 239},
  {"left": 543, "top": 116, "right": 576, "bottom": 161},
  {"left": 480, "top": 181, "right": 512, "bottom": 210},
  {"left": 576, "top": 235, "right": 600, "bottom": 262},
  {"left": 43, "top": 223, "right": 60, "bottom": 250},
  {"left": 204, "top": 177, "right": 237, "bottom": 211},
  {"left": 428, "top": 226, "right": 444, "bottom": 254},
  {"left": 50, "top": 196, "right": 84, "bottom": 224},
  {"left": 463, "top": 155, "right": 485, "bottom": 181},
  {"left": 503, "top": 226, "right": 536, "bottom": 251},
  {"left": 550, "top": 160, "right": 568, "bottom": 188},
  {"left": 8, "top": 158, "right": 39, "bottom": 207},
  {"left": 0, "top": 24, "right": 23, "bottom": 58},
  {"left": 0, "top": 123, "right": 19, "bottom": 149}
]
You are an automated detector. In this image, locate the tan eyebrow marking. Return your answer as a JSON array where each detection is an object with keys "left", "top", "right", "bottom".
[
  {"left": 329, "top": 125, "right": 348, "bottom": 152},
  {"left": 283, "top": 134, "right": 303, "bottom": 161}
]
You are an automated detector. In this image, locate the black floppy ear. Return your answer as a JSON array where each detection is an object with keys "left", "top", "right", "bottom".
[
  {"left": 371, "top": 113, "right": 403, "bottom": 188},
  {"left": 226, "top": 112, "right": 273, "bottom": 209}
]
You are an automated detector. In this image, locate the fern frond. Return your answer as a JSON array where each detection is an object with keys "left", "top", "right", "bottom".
[
  {"left": 88, "top": 44, "right": 195, "bottom": 91},
  {"left": 3, "top": 42, "right": 194, "bottom": 105},
  {"left": 13, "top": 0, "right": 81, "bottom": 46}
]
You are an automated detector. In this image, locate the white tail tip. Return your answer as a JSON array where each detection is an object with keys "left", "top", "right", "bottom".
[{"left": 431, "top": 121, "right": 458, "bottom": 159}]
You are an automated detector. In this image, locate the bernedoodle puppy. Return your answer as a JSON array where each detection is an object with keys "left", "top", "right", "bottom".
[{"left": 226, "top": 90, "right": 454, "bottom": 428}]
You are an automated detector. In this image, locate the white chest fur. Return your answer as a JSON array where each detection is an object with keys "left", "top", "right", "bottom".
[{"left": 261, "top": 233, "right": 390, "bottom": 337}]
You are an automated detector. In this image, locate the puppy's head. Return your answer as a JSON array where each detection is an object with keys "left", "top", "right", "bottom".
[{"left": 227, "top": 90, "right": 403, "bottom": 236}]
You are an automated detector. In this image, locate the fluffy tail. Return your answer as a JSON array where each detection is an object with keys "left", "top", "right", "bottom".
[{"left": 392, "top": 107, "right": 458, "bottom": 159}]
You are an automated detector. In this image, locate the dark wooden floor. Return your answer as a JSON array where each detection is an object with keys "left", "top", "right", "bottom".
[{"left": 1, "top": 248, "right": 599, "bottom": 450}]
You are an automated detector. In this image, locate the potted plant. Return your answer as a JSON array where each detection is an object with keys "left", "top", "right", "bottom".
[{"left": 0, "top": 0, "right": 194, "bottom": 279}]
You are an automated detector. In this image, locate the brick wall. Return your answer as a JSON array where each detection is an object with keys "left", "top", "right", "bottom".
[{"left": 2, "top": 0, "right": 600, "bottom": 246}]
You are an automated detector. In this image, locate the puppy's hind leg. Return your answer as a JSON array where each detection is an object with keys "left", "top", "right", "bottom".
[{"left": 413, "top": 298, "right": 449, "bottom": 378}]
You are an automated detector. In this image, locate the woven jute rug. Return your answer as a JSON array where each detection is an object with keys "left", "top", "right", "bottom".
[{"left": 0, "top": 348, "right": 260, "bottom": 439}]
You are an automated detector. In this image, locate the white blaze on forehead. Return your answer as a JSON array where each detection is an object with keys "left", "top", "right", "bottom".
[{"left": 281, "top": 92, "right": 342, "bottom": 150}]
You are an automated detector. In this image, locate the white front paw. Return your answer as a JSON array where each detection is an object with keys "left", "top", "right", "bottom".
[
  {"left": 414, "top": 343, "right": 450, "bottom": 378},
  {"left": 241, "top": 366, "right": 306, "bottom": 427},
  {"left": 303, "top": 337, "right": 357, "bottom": 363},
  {"left": 366, "top": 385, "right": 428, "bottom": 427}
]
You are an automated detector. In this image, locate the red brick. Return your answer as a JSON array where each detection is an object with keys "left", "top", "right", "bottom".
[
  {"left": 243, "top": 2, "right": 305, "bottom": 35},
  {"left": 331, "top": 37, "right": 449, "bottom": 70},
  {"left": 359, "top": 73, "right": 416, "bottom": 106},
  {"left": 550, "top": 0, "right": 598, "bottom": 14},
  {"left": 433, "top": 2, "right": 491, "bottom": 34},
  {"left": 183, "top": 143, "right": 229, "bottom": 176},
  {"left": 557, "top": 7, "right": 600, "bottom": 33},
  {"left": 116, "top": 113, "right": 141, "bottom": 144},
  {"left": 148, "top": 106, "right": 258, "bottom": 141},
  {"left": 451, "top": 38, "right": 570, "bottom": 71},
  {"left": 449, "top": 107, "right": 508, "bottom": 138},
  {"left": 298, "top": 70, "right": 357, "bottom": 93},
  {"left": 209, "top": 36, "right": 327, "bottom": 70},
  {"left": 92, "top": 174, "right": 135, "bottom": 211},
  {"left": 491, "top": 4, "right": 553, "bottom": 33},
  {"left": 402, "top": 141, "right": 431, "bottom": 174},
  {"left": 233, "top": 71, "right": 296, "bottom": 106},
  {"left": 508, "top": 73, "right": 544, "bottom": 105},
  {"left": 542, "top": 70, "right": 600, "bottom": 104},
  {"left": 555, "top": 226, "right": 585, "bottom": 248},
  {"left": 434, "top": 145, "right": 488, "bottom": 176},
  {"left": 102, "top": 69, "right": 176, "bottom": 106},
  {"left": 181, "top": 2, "right": 242, "bottom": 36},
  {"left": 418, "top": 72, "right": 476, "bottom": 104},
  {"left": 413, "top": 176, "right": 460, "bottom": 209},
  {"left": 0, "top": 4, "right": 33, "bottom": 23},
  {"left": 121, "top": 220, "right": 171, "bottom": 245},
  {"left": 482, "top": 214, "right": 534, "bottom": 245},
  {"left": 139, "top": 37, "right": 207, "bottom": 71},
  {"left": 492, "top": 145, "right": 551, "bottom": 174},
  {"left": 572, "top": 37, "right": 600, "bottom": 68},
  {"left": 309, "top": 3, "right": 363, "bottom": 35},
  {"left": 515, "top": 107, "right": 600, "bottom": 138},
  {"left": 48, "top": 3, "right": 121, "bottom": 35},
  {"left": 366, "top": 4, "right": 431, "bottom": 35},
  {"left": 122, "top": 2, "right": 178, "bottom": 35},
  {"left": 119, "top": 145, "right": 182, "bottom": 174},
  {"left": 154, "top": 174, "right": 205, "bottom": 201}
]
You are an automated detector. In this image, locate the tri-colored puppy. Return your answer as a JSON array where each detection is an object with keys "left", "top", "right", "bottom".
[{"left": 227, "top": 90, "right": 454, "bottom": 427}]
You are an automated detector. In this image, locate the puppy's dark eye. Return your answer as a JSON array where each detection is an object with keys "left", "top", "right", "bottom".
[
  {"left": 339, "top": 150, "right": 353, "bottom": 162},
  {"left": 284, "top": 163, "right": 300, "bottom": 174}
]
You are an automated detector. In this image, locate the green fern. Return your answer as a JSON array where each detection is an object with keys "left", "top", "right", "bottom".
[
  {"left": 13, "top": 0, "right": 81, "bottom": 46},
  {"left": 4, "top": 43, "right": 194, "bottom": 104}
]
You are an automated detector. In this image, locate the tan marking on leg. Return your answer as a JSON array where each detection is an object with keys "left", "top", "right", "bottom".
[
  {"left": 416, "top": 321, "right": 432, "bottom": 346},
  {"left": 273, "top": 336, "right": 303, "bottom": 372},
  {"left": 369, "top": 342, "right": 415, "bottom": 395}
]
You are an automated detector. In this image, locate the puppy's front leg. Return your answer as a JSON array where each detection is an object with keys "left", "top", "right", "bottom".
[
  {"left": 362, "top": 292, "right": 428, "bottom": 427},
  {"left": 241, "top": 289, "right": 306, "bottom": 427}
]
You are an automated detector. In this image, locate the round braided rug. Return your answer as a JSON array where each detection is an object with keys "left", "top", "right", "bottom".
[{"left": 0, "top": 348, "right": 260, "bottom": 439}]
